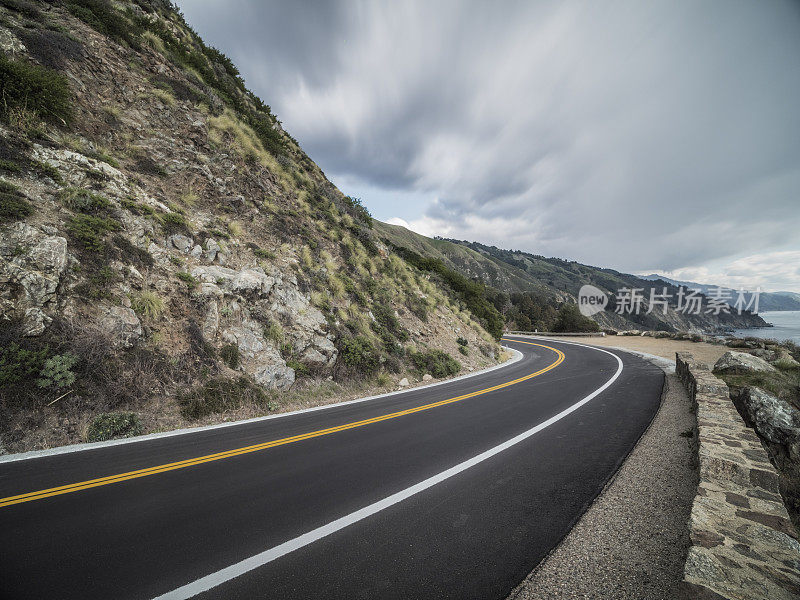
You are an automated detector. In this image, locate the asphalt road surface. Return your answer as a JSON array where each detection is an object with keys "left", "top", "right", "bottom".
[{"left": 0, "top": 336, "right": 664, "bottom": 600}]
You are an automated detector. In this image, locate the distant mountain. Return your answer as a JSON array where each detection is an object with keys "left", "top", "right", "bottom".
[
  {"left": 640, "top": 275, "right": 800, "bottom": 311},
  {"left": 374, "top": 222, "right": 768, "bottom": 333}
]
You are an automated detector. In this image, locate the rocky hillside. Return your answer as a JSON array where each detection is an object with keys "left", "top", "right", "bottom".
[
  {"left": 0, "top": 0, "right": 501, "bottom": 453},
  {"left": 375, "top": 222, "right": 767, "bottom": 333}
]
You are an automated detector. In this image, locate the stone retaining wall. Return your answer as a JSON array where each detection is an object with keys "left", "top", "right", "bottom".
[{"left": 676, "top": 351, "right": 800, "bottom": 599}]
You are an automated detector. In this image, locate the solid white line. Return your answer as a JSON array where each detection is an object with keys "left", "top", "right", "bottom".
[
  {"left": 0, "top": 348, "right": 523, "bottom": 464},
  {"left": 152, "top": 342, "right": 623, "bottom": 600}
]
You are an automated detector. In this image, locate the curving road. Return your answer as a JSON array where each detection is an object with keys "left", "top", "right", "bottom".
[{"left": 0, "top": 336, "right": 663, "bottom": 600}]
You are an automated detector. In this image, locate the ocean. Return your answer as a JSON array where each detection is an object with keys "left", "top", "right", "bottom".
[{"left": 732, "top": 310, "right": 800, "bottom": 344}]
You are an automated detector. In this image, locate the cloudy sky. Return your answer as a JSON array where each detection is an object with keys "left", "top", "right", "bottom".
[{"left": 178, "top": 1, "right": 800, "bottom": 292}]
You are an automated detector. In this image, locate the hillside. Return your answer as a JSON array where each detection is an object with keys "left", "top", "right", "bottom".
[
  {"left": 641, "top": 274, "right": 800, "bottom": 312},
  {"left": 374, "top": 222, "right": 767, "bottom": 333},
  {"left": 0, "top": 0, "right": 502, "bottom": 453}
]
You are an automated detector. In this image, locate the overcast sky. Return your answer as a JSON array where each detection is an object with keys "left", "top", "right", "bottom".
[{"left": 178, "top": 0, "right": 800, "bottom": 292}]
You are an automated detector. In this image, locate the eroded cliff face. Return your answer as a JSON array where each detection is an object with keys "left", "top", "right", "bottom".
[{"left": 0, "top": 1, "right": 500, "bottom": 452}]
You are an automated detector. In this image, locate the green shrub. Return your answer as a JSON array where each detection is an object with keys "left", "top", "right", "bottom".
[
  {"left": 552, "top": 304, "right": 600, "bottom": 333},
  {"left": 339, "top": 336, "right": 379, "bottom": 374},
  {"left": 178, "top": 376, "right": 268, "bottom": 420},
  {"left": 0, "top": 54, "right": 72, "bottom": 126},
  {"left": 113, "top": 235, "right": 154, "bottom": 269},
  {"left": 0, "top": 0, "right": 41, "bottom": 19},
  {"left": 0, "top": 342, "right": 48, "bottom": 386},
  {"left": 409, "top": 349, "right": 461, "bottom": 378},
  {"left": 458, "top": 346, "right": 468, "bottom": 356},
  {"left": 286, "top": 359, "right": 310, "bottom": 377},
  {"left": 0, "top": 189, "right": 33, "bottom": 222},
  {"left": 17, "top": 28, "right": 83, "bottom": 71},
  {"left": 176, "top": 271, "right": 198, "bottom": 289},
  {"left": 64, "top": 0, "right": 141, "bottom": 49},
  {"left": 66, "top": 214, "right": 120, "bottom": 251},
  {"left": 456, "top": 337, "right": 468, "bottom": 347},
  {"left": 219, "top": 343, "right": 240, "bottom": 369},
  {"left": 36, "top": 353, "right": 77, "bottom": 389},
  {"left": 86, "top": 412, "right": 143, "bottom": 442},
  {"left": 161, "top": 212, "right": 190, "bottom": 235},
  {"left": 253, "top": 247, "right": 276, "bottom": 259}
]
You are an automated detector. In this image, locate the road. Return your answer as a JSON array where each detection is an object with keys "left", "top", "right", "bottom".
[{"left": 0, "top": 336, "right": 664, "bottom": 600}]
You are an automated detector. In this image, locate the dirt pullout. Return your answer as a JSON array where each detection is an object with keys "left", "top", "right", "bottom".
[
  {"left": 552, "top": 335, "right": 728, "bottom": 367},
  {"left": 509, "top": 372, "right": 698, "bottom": 600}
]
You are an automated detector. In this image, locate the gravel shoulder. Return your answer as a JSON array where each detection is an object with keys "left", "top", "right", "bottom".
[{"left": 508, "top": 355, "right": 698, "bottom": 599}]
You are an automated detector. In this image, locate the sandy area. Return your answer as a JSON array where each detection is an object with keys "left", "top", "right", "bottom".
[
  {"left": 548, "top": 335, "right": 728, "bottom": 368},
  {"left": 509, "top": 370, "right": 697, "bottom": 599}
]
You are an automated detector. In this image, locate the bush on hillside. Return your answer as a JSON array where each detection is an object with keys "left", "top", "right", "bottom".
[
  {"left": 178, "top": 376, "right": 267, "bottom": 420},
  {"left": 409, "top": 349, "right": 460, "bottom": 378},
  {"left": 0, "top": 54, "right": 72, "bottom": 126},
  {"left": 338, "top": 335, "right": 379, "bottom": 375}
]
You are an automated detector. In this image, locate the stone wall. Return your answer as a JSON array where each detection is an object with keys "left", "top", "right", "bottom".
[{"left": 676, "top": 352, "right": 800, "bottom": 599}]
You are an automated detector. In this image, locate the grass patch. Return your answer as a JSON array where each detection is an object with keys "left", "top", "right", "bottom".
[
  {"left": 130, "top": 291, "right": 164, "bottom": 320},
  {"left": 86, "top": 412, "right": 143, "bottom": 442},
  {"left": 59, "top": 187, "right": 111, "bottom": 212},
  {"left": 176, "top": 271, "right": 199, "bottom": 289},
  {"left": 716, "top": 369, "right": 800, "bottom": 407}
]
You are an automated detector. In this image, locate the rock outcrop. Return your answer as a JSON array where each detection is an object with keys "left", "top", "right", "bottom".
[{"left": 713, "top": 351, "right": 777, "bottom": 375}]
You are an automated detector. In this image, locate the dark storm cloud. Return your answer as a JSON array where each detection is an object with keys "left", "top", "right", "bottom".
[{"left": 177, "top": 0, "right": 800, "bottom": 278}]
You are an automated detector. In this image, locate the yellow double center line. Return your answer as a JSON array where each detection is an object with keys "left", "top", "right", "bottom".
[{"left": 0, "top": 340, "right": 563, "bottom": 509}]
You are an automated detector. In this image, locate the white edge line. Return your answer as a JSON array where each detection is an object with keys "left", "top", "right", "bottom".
[
  {"left": 0, "top": 347, "right": 523, "bottom": 464},
  {"left": 152, "top": 340, "right": 623, "bottom": 600}
]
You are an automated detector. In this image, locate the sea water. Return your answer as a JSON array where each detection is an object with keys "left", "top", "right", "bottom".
[{"left": 732, "top": 310, "right": 800, "bottom": 344}]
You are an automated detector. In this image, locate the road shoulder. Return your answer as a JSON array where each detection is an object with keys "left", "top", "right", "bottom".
[{"left": 509, "top": 357, "right": 697, "bottom": 599}]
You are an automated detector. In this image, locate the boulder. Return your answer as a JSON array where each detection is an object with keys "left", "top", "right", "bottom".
[
  {"left": 398, "top": 377, "right": 409, "bottom": 387},
  {"left": 713, "top": 351, "right": 777, "bottom": 375},
  {"left": 422, "top": 373, "right": 433, "bottom": 382},
  {"left": 22, "top": 307, "right": 51, "bottom": 337},
  {"left": 229, "top": 269, "right": 275, "bottom": 295},
  {"left": 740, "top": 387, "right": 800, "bottom": 446},
  {"left": 221, "top": 326, "right": 265, "bottom": 359},
  {"left": 0, "top": 224, "right": 69, "bottom": 335},
  {"left": 205, "top": 238, "right": 221, "bottom": 262},
  {"left": 202, "top": 301, "right": 219, "bottom": 340},
  {"left": 253, "top": 363, "right": 295, "bottom": 390},
  {"left": 750, "top": 348, "right": 778, "bottom": 362},
  {"left": 99, "top": 305, "right": 142, "bottom": 348},
  {"left": 167, "top": 234, "right": 193, "bottom": 253}
]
